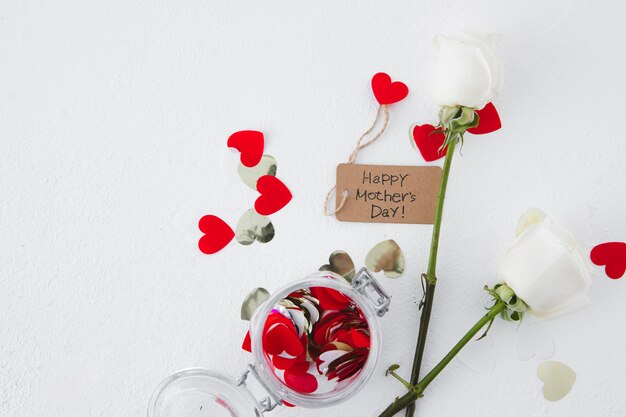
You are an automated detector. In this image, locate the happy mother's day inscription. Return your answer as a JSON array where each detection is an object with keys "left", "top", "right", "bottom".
[{"left": 335, "top": 164, "right": 442, "bottom": 224}]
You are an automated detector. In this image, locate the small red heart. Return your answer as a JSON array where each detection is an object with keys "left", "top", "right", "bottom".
[
  {"left": 227, "top": 130, "right": 264, "bottom": 167},
  {"left": 242, "top": 331, "right": 252, "bottom": 352},
  {"left": 309, "top": 287, "right": 351, "bottom": 311},
  {"left": 467, "top": 102, "right": 502, "bottom": 135},
  {"left": 198, "top": 215, "right": 235, "bottom": 254},
  {"left": 284, "top": 367, "right": 318, "bottom": 394},
  {"left": 263, "top": 323, "right": 304, "bottom": 357},
  {"left": 255, "top": 175, "right": 292, "bottom": 215},
  {"left": 411, "top": 124, "right": 447, "bottom": 162},
  {"left": 591, "top": 242, "right": 626, "bottom": 279},
  {"left": 350, "top": 329, "right": 370, "bottom": 349},
  {"left": 371, "top": 72, "right": 409, "bottom": 105}
]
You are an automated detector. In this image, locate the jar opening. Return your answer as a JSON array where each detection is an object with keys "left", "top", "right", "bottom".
[{"left": 248, "top": 273, "right": 382, "bottom": 408}]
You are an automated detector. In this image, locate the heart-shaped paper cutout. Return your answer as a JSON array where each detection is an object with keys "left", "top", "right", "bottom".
[
  {"left": 284, "top": 367, "right": 318, "bottom": 394},
  {"left": 242, "top": 331, "right": 252, "bottom": 352},
  {"left": 255, "top": 175, "right": 292, "bottom": 216},
  {"left": 371, "top": 72, "right": 409, "bottom": 105},
  {"left": 514, "top": 321, "right": 555, "bottom": 361},
  {"left": 457, "top": 337, "right": 495, "bottom": 374},
  {"left": 235, "top": 209, "right": 275, "bottom": 245},
  {"left": 198, "top": 215, "right": 235, "bottom": 254},
  {"left": 319, "top": 250, "right": 356, "bottom": 283},
  {"left": 555, "top": 203, "right": 592, "bottom": 243},
  {"left": 467, "top": 102, "right": 502, "bottom": 135},
  {"left": 537, "top": 361, "right": 576, "bottom": 401},
  {"left": 263, "top": 323, "right": 304, "bottom": 357},
  {"left": 590, "top": 241, "right": 626, "bottom": 279},
  {"left": 238, "top": 154, "right": 277, "bottom": 190},
  {"left": 227, "top": 130, "right": 264, "bottom": 168},
  {"left": 310, "top": 287, "right": 352, "bottom": 311},
  {"left": 411, "top": 124, "right": 447, "bottom": 162},
  {"left": 241, "top": 287, "right": 270, "bottom": 321},
  {"left": 515, "top": 208, "right": 547, "bottom": 237},
  {"left": 365, "top": 239, "right": 405, "bottom": 278}
]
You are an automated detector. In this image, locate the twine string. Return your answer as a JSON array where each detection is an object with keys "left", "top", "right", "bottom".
[{"left": 323, "top": 105, "right": 390, "bottom": 216}]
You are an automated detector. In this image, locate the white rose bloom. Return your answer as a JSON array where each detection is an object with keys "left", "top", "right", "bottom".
[
  {"left": 430, "top": 33, "right": 504, "bottom": 109},
  {"left": 497, "top": 210, "right": 592, "bottom": 320}
]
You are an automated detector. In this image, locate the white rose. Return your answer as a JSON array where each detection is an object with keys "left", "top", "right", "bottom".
[
  {"left": 497, "top": 209, "right": 592, "bottom": 320},
  {"left": 430, "top": 33, "right": 503, "bottom": 109}
]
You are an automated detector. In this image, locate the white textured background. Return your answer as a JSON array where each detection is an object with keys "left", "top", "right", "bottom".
[{"left": 1, "top": 1, "right": 625, "bottom": 416}]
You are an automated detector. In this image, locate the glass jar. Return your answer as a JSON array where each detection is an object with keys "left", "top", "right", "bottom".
[{"left": 148, "top": 268, "right": 390, "bottom": 417}]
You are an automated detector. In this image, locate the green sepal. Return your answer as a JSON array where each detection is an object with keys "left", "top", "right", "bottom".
[{"left": 484, "top": 283, "right": 528, "bottom": 323}]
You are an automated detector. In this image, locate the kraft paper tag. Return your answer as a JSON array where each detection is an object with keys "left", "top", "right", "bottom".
[{"left": 335, "top": 164, "right": 442, "bottom": 224}]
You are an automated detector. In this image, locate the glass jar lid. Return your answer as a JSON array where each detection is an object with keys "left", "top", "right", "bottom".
[{"left": 147, "top": 368, "right": 263, "bottom": 417}]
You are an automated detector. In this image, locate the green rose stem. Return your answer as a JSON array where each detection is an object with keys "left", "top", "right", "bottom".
[
  {"left": 405, "top": 136, "right": 457, "bottom": 417},
  {"left": 379, "top": 301, "right": 507, "bottom": 417}
]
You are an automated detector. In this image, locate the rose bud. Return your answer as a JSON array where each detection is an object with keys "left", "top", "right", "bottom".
[{"left": 497, "top": 209, "right": 592, "bottom": 319}]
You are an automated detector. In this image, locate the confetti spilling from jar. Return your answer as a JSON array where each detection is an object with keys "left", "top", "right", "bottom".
[{"left": 242, "top": 286, "right": 371, "bottom": 396}]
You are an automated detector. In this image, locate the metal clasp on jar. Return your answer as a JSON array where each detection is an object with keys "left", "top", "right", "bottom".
[
  {"left": 352, "top": 267, "right": 391, "bottom": 317},
  {"left": 236, "top": 364, "right": 282, "bottom": 412}
]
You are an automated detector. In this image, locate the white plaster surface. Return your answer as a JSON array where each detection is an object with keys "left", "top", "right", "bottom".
[{"left": 1, "top": 1, "right": 625, "bottom": 416}]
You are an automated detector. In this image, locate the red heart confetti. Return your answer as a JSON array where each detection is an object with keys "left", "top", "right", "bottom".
[
  {"left": 227, "top": 130, "right": 264, "bottom": 168},
  {"left": 467, "top": 102, "right": 502, "bottom": 135},
  {"left": 284, "top": 367, "right": 318, "bottom": 394},
  {"left": 198, "top": 215, "right": 235, "bottom": 254},
  {"left": 411, "top": 124, "right": 447, "bottom": 162},
  {"left": 271, "top": 353, "right": 304, "bottom": 371},
  {"left": 350, "top": 328, "right": 371, "bottom": 349},
  {"left": 255, "top": 175, "right": 292, "bottom": 216},
  {"left": 264, "top": 323, "right": 305, "bottom": 357},
  {"left": 242, "top": 331, "right": 252, "bottom": 352},
  {"left": 371, "top": 72, "right": 409, "bottom": 105},
  {"left": 591, "top": 242, "right": 626, "bottom": 279},
  {"left": 310, "top": 287, "right": 352, "bottom": 311}
]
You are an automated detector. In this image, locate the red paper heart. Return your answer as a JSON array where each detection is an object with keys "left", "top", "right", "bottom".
[
  {"left": 263, "top": 323, "right": 304, "bottom": 357},
  {"left": 411, "top": 124, "right": 447, "bottom": 162},
  {"left": 467, "top": 102, "right": 502, "bottom": 135},
  {"left": 227, "top": 130, "right": 264, "bottom": 168},
  {"left": 271, "top": 354, "right": 302, "bottom": 370},
  {"left": 591, "top": 242, "right": 626, "bottom": 279},
  {"left": 255, "top": 175, "right": 292, "bottom": 215},
  {"left": 242, "top": 331, "right": 252, "bottom": 352},
  {"left": 310, "top": 287, "right": 351, "bottom": 311},
  {"left": 350, "top": 329, "right": 370, "bottom": 349},
  {"left": 198, "top": 215, "right": 235, "bottom": 254},
  {"left": 284, "top": 368, "right": 318, "bottom": 393},
  {"left": 371, "top": 72, "right": 409, "bottom": 105}
]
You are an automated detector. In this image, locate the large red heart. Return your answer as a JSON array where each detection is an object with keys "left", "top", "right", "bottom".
[
  {"left": 467, "top": 102, "right": 502, "bottom": 135},
  {"left": 411, "top": 124, "right": 447, "bottom": 162},
  {"left": 284, "top": 367, "right": 318, "bottom": 394},
  {"left": 590, "top": 242, "right": 626, "bottom": 279},
  {"left": 255, "top": 175, "right": 292, "bottom": 215},
  {"left": 198, "top": 215, "right": 235, "bottom": 254},
  {"left": 371, "top": 72, "right": 409, "bottom": 105},
  {"left": 263, "top": 323, "right": 304, "bottom": 357},
  {"left": 309, "top": 287, "right": 351, "bottom": 311},
  {"left": 227, "top": 130, "right": 264, "bottom": 167}
]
